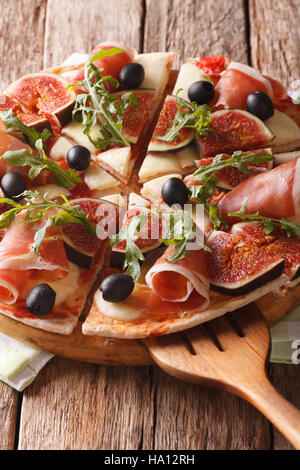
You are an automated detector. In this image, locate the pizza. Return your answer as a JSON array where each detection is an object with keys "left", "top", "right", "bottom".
[{"left": 0, "top": 46, "right": 299, "bottom": 339}]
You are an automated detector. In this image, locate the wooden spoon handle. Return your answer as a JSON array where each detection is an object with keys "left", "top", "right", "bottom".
[{"left": 238, "top": 376, "right": 300, "bottom": 449}]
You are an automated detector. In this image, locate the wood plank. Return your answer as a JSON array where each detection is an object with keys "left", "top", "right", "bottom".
[
  {"left": 43, "top": 0, "right": 143, "bottom": 68},
  {"left": 143, "top": 0, "right": 248, "bottom": 68},
  {"left": 270, "top": 364, "right": 300, "bottom": 450},
  {"left": 0, "top": 0, "right": 47, "bottom": 89},
  {"left": 0, "top": 383, "right": 19, "bottom": 450},
  {"left": 153, "top": 368, "right": 270, "bottom": 450},
  {"left": 18, "top": 358, "right": 154, "bottom": 449},
  {"left": 249, "top": 0, "right": 300, "bottom": 85}
]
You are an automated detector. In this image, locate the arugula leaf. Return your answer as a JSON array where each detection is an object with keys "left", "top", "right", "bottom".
[
  {"left": 192, "top": 150, "right": 274, "bottom": 182},
  {"left": 154, "top": 90, "right": 215, "bottom": 143},
  {"left": 228, "top": 204, "right": 300, "bottom": 238},
  {"left": 1, "top": 138, "right": 81, "bottom": 188},
  {"left": 110, "top": 208, "right": 210, "bottom": 282},
  {"left": 70, "top": 49, "right": 139, "bottom": 150},
  {"left": 0, "top": 190, "right": 97, "bottom": 253},
  {"left": 0, "top": 109, "right": 52, "bottom": 147}
]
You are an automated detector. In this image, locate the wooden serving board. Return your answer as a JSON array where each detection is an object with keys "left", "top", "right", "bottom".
[
  {"left": 0, "top": 69, "right": 299, "bottom": 366},
  {"left": 0, "top": 284, "right": 299, "bottom": 366}
]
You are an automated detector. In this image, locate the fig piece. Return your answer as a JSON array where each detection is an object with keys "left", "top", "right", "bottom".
[
  {"left": 231, "top": 221, "right": 300, "bottom": 281},
  {"left": 205, "top": 230, "right": 285, "bottom": 295},
  {"left": 62, "top": 198, "right": 120, "bottom": 269},
  {"left": 195, "top": 148, "right": 274, "bottom": 190},
  {"left": 112, "top": 89, "right": 155, "bottom": 144},
  {"left": 148, "top": 95, "right": 194, "bottom": 152},
  {"left": 5, "top": 72, "right": 76, "bottom": 132},
  {"left": 111, "top": 207, "right": 163, "bottom": 264},
  {"left": 195, "top": 109, "right": 274, "bottom": 157}
]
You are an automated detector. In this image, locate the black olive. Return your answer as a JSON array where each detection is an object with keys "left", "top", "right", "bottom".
[
  {"left": 119, "top": 63, "right": 145, "bottom": 89},
  {"left": 66, "top": 145, "right": 91, "bottom": 171},
  {"left": 1, "top": 172, "right": 27, "bottom": 199},
  {"left": 246, "top": 91, "right": 274, "bottom": 121},
  {"left": 161, "top": 177, "right": 189, "bottom": 207},
  {"left": 100, "top": 273, "right": 134, "bottom": 302},
  {"left": 26, "top": 283, "right": 56, "bottom": 317},
  {"left": 187, "top": 80, "right": 215, "bottom": 105}
]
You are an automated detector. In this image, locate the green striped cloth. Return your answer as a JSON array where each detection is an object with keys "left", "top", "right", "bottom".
[
  {"left": 270, "top": 305, "right": 300, "bottom": 364},
  {"left": 0, "top": 332, "right": 53, "bottom": 391},
  {"left": 0, "top": 305, "right": 299, "bottom": 391}
]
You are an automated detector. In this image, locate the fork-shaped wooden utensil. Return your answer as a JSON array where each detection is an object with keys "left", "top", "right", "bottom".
[{"left": 143, "top": 303, "right": 300, "bottom": 449}]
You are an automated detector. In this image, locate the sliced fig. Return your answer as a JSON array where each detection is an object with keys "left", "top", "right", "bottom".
[
  {"left": 62, "top": 198, "right": 119, "bottom": 269},
  {"left": 148, "top": 95, "right": 194, "bottom": 152},
  {"left": 112, "top": 89, "right": 155, "bottom": 143},
  {"left": 205, "top": 230, "right": 285, "bottom": 295},
  {"left": 195, "top": 148, "right": 274, "bottom": 190},
  {"left": 195, "top": 109, "right": 274, "bottom": 157},
  {"left": 231, "top": 221, "right": 300, "bottom": 281},
  {"left": 5, "top": 72, "right": 76, "bottom": 132},
  {"left": 112, "top": 207, "right": 163, "bottom": 260}
]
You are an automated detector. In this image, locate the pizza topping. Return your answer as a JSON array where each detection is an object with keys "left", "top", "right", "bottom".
[
  {"left": 1, "top": 172, "right": 27, "bottom": 199},
  {"left": 0, "top": 137, "right": 82, "bottom": 188},
  {"left": 187, "top": 80, "right": 215, "bottom": 105},
  {"left": 145, "top": 243, "right": 210, "bottom": 306},
  {"left": 100, "top": 273, "right": 134, "bottom": 302},
  {"left": 214, "top": 61, "right": 273, "bottom": 109},
  {"left": 218, "top": 157, "right": 300, "bottom": 225},
  {"left": 228, "top": 203, "right": 300, "bottom": 238},
  {"left": 161, "top": 177, "right": 189, "bottom": 207},
  {"left": 26, "top": 283, "right": 56, "bottom": 317},
  {"left": 246, "top": 91, "right": 275, "bottom": 121},
  {"left": 119, "top": 63, "right": 145, "bottom": 90},
  {"left": 0, "top": 109, "right": 52, "bottom": 147},
  {"left": 70, "top": 48, "right": 140, "bottom": 150},
  {"left": 195, "top": 109, "right": 274, "bottom": 156},
  {"left": 66, "top": 145, "right": 91, "bottom": 171}
]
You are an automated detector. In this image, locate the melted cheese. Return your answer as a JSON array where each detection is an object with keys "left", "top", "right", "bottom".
[
  {"left": 266, "top": 110, "right": 300, "bottom": 147},
  {"left": 62, "top": 121, "right": 102, "bottom": 154},
  {"left": 49, "top": 137, "right": 73, "bottom": 161},
  {"left": 83, "top": 163, "right": 119, "bottom": 191},
  {"left": 94, "top": 290, "right": 141, "bottom": 321},
  {"left": 138, "top": 153, "right": 182, "bottom": 182},
  {"left": 173, "top": 63, "right": 208, "bottom": 102},
  {"left": 141, "top": 173, "right": 182, "bottom": 203}
]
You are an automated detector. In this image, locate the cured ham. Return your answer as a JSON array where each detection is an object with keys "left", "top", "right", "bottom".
[
  {"left": 145, "top": 244, "right": 210, "bottom": 308},
  {"left": 0, "top": 128, "right": 32, "bottom": 177},
  {"left": 0, "top": 215, "right": 69, "bottom": 304},
  {"left": 214, "top": 61, "right": 273, "bottom": 109},
  {"left": 218, "top": 157, "right": 300, "bottom": 224}
]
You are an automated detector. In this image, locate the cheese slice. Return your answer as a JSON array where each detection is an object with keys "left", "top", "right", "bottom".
[
  {"left": 62, "top": 121, "right": 102, "bottom": 154},
  {"left": 49, "top": 137, "right": 73, "bottom": 161},
  {"left": 93, "top": 289, "right": 141, "bottom": 322},
  {"left": 141, "top": 173, "right": 182, "bottom": 204},
  {"left": 95, "top": 146, "right": 132, "bottom": 182},
  {"left": 100, "top": 193, "right": 127, "bottom": 208},
  {"left": 274, "top": 150, "right": 300, "bottom": 165},
  {"left": 175, "top": 144, "right": 198, "bottom": 172},
  {"left": 135, "top": 52, "right": 174, "bottom": 117},
  {"left": 128, "top": 192, "right": 150, "bottom": 208},
  {"left": 34, "top": 184, "right": 71, "bottom": 200},
  {"left": 173, "top": 62, "right": 208, "bottom": 102},
  {"left": 266, "top": 109, "right": 300, "bottom": 151},
  {"left": 138, "top": 153, "right": 182, "bottom": 182},
  {"left": 83, "top": 163, "right": 119, "bottom": 192}
]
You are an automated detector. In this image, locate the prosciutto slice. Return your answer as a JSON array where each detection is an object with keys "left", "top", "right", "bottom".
[
  {"left": 0, "top": 215, "right": 69, "bottom": 304},
  {"left": 214, "top": 61, "right": 273, "bottom": 109},
  {"left": 145, "top": 244, "right": 210, "bottom": 308},
  {"left": 218, "top": 157, "right": 300, "bottom": 224}
]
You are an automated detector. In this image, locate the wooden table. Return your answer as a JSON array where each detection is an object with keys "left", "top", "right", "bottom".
[{"left": 0, "top": 0, "right": 300, "bottom": 450}]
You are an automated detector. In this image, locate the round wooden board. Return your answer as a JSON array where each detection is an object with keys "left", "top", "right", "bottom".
[{"left": 0, "top": 284, "right": 299, "bottom": 365}]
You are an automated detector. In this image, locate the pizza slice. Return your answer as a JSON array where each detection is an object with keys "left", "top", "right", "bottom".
[
  {"left": 55, "top": 42, "right": 174, "bottom": 184},
  {"left": 0, "top": 194, "right": 119, "bottom": 335}
]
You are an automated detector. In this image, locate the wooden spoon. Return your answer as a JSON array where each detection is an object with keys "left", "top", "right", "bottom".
[{"left": 143, "top": 303, "right": 300, "bottom": 449}]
